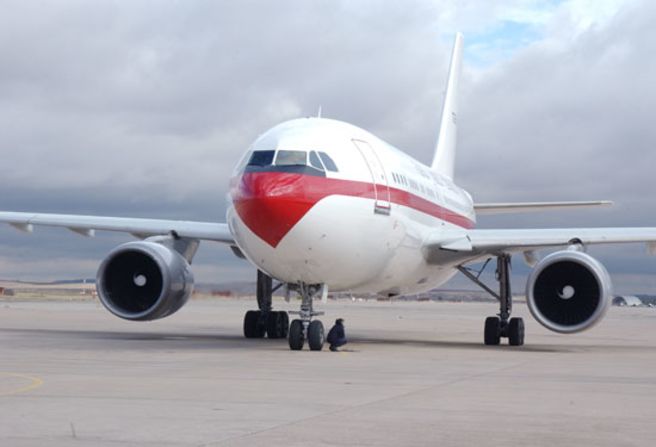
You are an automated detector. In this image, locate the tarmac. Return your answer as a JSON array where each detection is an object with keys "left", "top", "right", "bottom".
[{"left": 1, "top": 297, "right": 655, "bottom": 446}]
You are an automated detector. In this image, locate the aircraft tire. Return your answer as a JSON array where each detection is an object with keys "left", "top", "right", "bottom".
[
  {"left": 508, "top": 317, "right": 525, "bottom": 346},
  {"left": 266, "top": 311, "right": 280, "bottom": 339},
  {"left": 307, "top": 320, "right": 325, "bottom": 351},
  {"left": 484, "top": 316, "right": 501, "bottom": 345},
  {"left": 279, "top": 312, "right": 289, "bottom": 338},
  {"left": 244, "top": 310, "right": 265, "bottom": 338},
  {"left": 288, "top": 319, "right": 305, "bottom": 350}
]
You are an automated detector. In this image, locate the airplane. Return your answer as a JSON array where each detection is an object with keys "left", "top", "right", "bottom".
[{"left": 2, "top": 33, "right": 656, "bottom": 350}]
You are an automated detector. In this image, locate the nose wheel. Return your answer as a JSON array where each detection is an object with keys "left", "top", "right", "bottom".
[
  {"left": 288, "top": 319, "right": 325, "bottom": 351},
  {"left": 288, "top": 283, "right": 326, "bottom": 351},
  {"left": 288, "top": 320, "right": 304, "bottom": 350}
]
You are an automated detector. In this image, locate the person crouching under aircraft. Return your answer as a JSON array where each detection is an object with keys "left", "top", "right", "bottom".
[{"left": 327, "top": 318, "right": 347, "bottom": 352}]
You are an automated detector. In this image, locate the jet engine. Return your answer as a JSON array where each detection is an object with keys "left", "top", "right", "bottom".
[
  {"left": 526, "top": 250, "right": 612, "bottom": 333},
  {"left": 96, "top": 241, "right": 194, "bottom": 321}
]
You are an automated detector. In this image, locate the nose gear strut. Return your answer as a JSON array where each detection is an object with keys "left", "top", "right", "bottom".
[{"left": 287, "top": 282, "right": 326, "bottom": 351}]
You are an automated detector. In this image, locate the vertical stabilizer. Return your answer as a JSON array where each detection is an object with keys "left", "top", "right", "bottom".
[{"left": 430, "top": 33, "right": 463, "bottom": 179}]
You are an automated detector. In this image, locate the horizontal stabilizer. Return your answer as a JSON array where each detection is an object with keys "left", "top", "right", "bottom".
[{"left": 474, "top": 201, "right": 613, "bottom": 216}]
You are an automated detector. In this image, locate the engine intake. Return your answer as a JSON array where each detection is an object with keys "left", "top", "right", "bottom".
[
  {"left": 96, "top": 241, "right": 194, "bottom": 321},
  {"left": 526, "top": 250, "right": 612, "bottom": 333}
]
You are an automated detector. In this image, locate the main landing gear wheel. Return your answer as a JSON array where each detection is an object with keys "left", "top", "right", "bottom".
[
  {"left": 483, "top": 316, "right": 525, "bottom": 346},
  {"left": 266, "top": 311, "right": 289, "bottom": 339},
  {"left": 508, "top": 317, "right": 525, "bottom": 346},
  {"left": 243, "top": 270, "right": 290, "bottom": 340},
  {"left": 243, "top": 310, "right": 266, "bottom": 338},
  {"left": 288, "top": 319, "right": 305, "bottom": 350},
  {"left": 307, "top": 320, "right": 325, "bottom": 351},
  {"left": 484, "top": 316, "right": 501, "bottom": 346}
]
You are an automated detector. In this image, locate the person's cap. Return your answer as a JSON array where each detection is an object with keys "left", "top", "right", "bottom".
[{"left": 336, "top": 318, "right": 344, "bottom": 324}]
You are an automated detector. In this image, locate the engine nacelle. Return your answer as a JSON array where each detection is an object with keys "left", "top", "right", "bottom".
[
  {"left": 96, "top": 241, "right": 194, "bottom": 321},
  {"left": 526, "top": 250, "right": 612, "bottom": 333}
]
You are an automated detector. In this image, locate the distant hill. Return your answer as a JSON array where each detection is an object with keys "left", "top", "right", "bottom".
[{"left": 0, "top": 278, "right": 95, "bottom": 286}]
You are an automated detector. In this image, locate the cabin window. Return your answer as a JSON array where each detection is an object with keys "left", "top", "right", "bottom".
[
  {"left": 247, "top": 150, "right": 275, "bottom": 167},
  {"left": 309, "top": 151, "right": 324, "bottom": 170},
  {"left": 318, "top": 152, "right": 339, "bottom": 172},
  {"left": 275, "top": 150, "right": 307, "bottom": 166}
]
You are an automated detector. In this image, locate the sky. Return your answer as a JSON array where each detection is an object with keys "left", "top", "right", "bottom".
[{"left": 1, "top": 0, "right": 655, "bottom": 294}]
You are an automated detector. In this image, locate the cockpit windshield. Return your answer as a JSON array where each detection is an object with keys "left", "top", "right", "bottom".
[
  {"left": 247, "top": 150, "right": 275, "bottom": 167},
  {"left": 275, "top": 150, "right": 307, "bottom": 166},
  {"left": 318, "top": 152, "right": 338, "bottom": 172},
  {"left": 244, "top": 149, "right": 339, "bottom": 173}
]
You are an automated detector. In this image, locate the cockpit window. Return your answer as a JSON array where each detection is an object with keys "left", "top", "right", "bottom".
[
  {"left": 275, "top": 150, "right": 307, "bottom": 166},
  {"left": 309, "top": 151, "right": 324, "bottom": 170},
  {"left": 247, "top": 150, "right": 275, "bottom": 167},
  {"left": 318, "top": 152, "right": 338, "bottom": 172}
]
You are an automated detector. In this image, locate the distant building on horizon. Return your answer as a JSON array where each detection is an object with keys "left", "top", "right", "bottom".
[{"left": 612, "top": 296, "right": 643, "bottom": 307}]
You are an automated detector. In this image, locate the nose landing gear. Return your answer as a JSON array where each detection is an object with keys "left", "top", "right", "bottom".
[{"left": 288, "top": 283, "right": 325, "bottom": 351}]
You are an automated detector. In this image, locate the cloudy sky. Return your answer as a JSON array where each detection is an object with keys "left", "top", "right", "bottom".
[{"left": 1, "top": 0, "right": 655, "bottom": 293}]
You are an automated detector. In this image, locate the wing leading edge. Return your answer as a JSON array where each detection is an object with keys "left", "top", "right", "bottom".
[
  {"left": 425, "top": 227, "right": 656, "bottom": 263},
  {"left": 0, "top": 211, "right": 234, "bottom": 243}
]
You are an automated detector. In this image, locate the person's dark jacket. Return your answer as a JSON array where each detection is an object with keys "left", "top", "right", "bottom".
[{"left": 327, "top": 322, "right": 345, "bottom": 344}]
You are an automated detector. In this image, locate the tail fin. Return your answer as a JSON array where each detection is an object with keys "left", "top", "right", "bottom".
[{"left": 430, "top": 33, "right": 463, "bottom": 179}]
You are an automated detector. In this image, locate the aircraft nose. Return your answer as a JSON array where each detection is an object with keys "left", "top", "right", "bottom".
[{"left": 232, "top": 172, "right": 314, "bottom": 247}]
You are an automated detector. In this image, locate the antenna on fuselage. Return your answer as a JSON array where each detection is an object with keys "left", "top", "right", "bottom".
[{"left": 430, "top": 32, "right": 463, "bottom": 180}]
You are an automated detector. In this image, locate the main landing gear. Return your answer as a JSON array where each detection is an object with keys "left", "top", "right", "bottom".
[
  {"left": 243, "top": 270, "right": 289, "bottom": 339},
  {"left": 287, "top": 283, "right": 325, "bottom": 351},
  {"left": 457, "top": 254, "right": 525, "bottom": 346}
]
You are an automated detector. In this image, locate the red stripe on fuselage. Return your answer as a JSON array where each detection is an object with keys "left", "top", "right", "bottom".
[{"left": 232, "top": 172, "right": 474, "bottom": 248}]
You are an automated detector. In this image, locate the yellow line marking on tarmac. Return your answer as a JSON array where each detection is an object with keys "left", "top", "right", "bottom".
[{"left": 0, "top": 372, "right": 44, "bottom": 397}]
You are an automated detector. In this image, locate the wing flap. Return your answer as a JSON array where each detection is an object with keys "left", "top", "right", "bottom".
[{"left": 0, "top": 211, "right": 234, "bottom": 243}]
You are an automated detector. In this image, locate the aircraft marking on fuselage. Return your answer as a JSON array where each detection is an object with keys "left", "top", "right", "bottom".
[{"left": 232, "top": 171, "right": 475, "bottom": 248}]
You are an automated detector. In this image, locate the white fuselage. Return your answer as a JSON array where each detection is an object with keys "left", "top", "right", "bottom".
[{"left": 227, "top": 118, "right": 475, "bottom": 296}]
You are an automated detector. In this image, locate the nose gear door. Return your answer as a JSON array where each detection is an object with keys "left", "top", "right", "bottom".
[{"left": 352, "top": 139, "right": 391, "bottom": 215}]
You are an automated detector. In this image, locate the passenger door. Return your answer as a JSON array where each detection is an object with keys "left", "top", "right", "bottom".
[{"left": 352, "top": 139, "right": 391, "bottom": 215}]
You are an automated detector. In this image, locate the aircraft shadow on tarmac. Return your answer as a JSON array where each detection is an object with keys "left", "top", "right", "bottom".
[
  {"left": 0, "top": 326, "right": 621, "bottom": 354},
  {"left": 350, "top": 336, "right": 566, "bottom": 353}
]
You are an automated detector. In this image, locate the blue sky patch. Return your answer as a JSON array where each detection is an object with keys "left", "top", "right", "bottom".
[{"left": 464, "top": 20, "right": 544, "bottom": 68}]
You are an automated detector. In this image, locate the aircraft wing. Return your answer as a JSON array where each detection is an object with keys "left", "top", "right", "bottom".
[
  {"left": 473, "top": 200, "right": 613, "bottom": 215},
  {"left": 0, "top": 211, "right": 234, "bottom": 243},
  {"left": 425, "top": 227, "right": 656, "bottom": 262}
]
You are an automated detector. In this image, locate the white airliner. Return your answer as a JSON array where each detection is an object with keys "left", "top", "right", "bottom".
[{"left": 2, "top": 33, "right": 656, "bottom": 350}]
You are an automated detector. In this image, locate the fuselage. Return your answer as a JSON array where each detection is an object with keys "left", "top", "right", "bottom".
[{"left": 227, "top": 117, "right": 475, "bottom": 296}]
